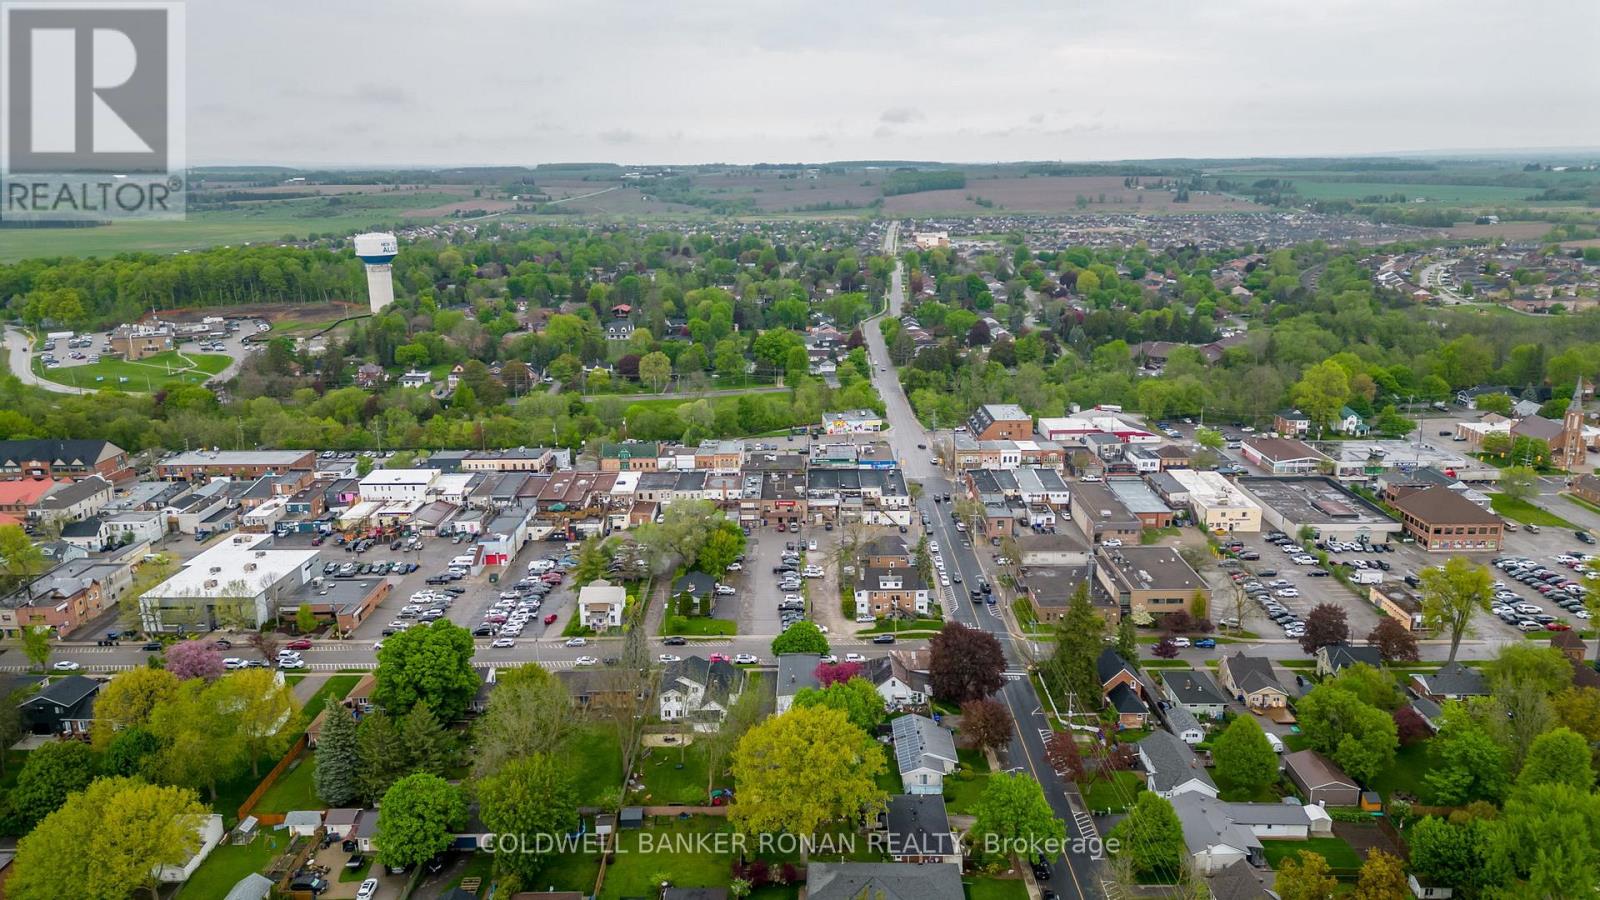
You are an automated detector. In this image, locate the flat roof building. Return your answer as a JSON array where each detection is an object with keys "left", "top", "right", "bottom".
[
  {"left": 1095, "top": 545, "right": 1208, "bottom": 621},
  {"left": 1235, "top": 476, "right": 1402, "bottom": 543},
  {"left": 1167, "top": 469, "right": 1261, "bottom": 533}
]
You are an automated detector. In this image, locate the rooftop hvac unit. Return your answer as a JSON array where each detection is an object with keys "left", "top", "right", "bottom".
[
  {"left": 204, "top": 579, "right": 218, "bottom": 589},
  {"left": 208, "top": 566, "right": 221, "bottom": 575}
]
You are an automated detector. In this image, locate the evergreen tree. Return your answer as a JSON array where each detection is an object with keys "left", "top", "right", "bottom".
[
  {"left": 399, "top": 703, "right": 454, "bottom": 777},
  {"left": 1047, "top": 583, "right": 1106, "bottom": 712},
  {"left": 314, "top": 700, "right": 361, "bottom": 807}
]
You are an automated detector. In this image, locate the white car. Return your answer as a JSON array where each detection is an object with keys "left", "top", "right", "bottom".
[
  {"left": 821, "top": 654, "right": 839, "bottom": 663},
  {"left": 784, "top": 594, "right": 802, "bottom": 604},
  {"left": 1275, "top": 588, "right": 1300, "bottom": 598},
  {"left": 734, "top": 653, "right": 759, "bottom": 664},
  {"left": 808, "top": 540, "right": 818, "bottom": 552},
  {"left": 372, "top": 641, "right": 384, "bottom": 651},
  {"left": 803, "top": 566, "right": 825, "bottom": 578},
  {"left": 356, "top": 878, "right": 380, "bottom": 900},
  {"left": 726, "top": 562, "right": 742, "bottom": 571},
  {"left": 940, "top": 575, "right": 951, "bottom": 586},
  {"left": 1171, "top": 637, "right": 1191, "bottom": 648},
  {"left": 715, "top": 584, "right": 737, "bottom": 596},
  {"left": 222, "top": 657, "right": 245, "bottom": 669},
  {"left": 51, "top": 660, "right": 81, "bottom": 672},
  {"left": 278, "top": 658, "right": 305, "bottom": 670},
  {"left": 565, "top": 637, "right": 587, "bottom": 647},
  {"left": 574, "top": 656, "right": 598, "bottom": 666},
  {"left": 1102, "top": 539, "right": 1123, "bottom": 548},
  {"left": 659, "top": 654, "right": 682, "bottom": 663},
  {"left": 929, "top": 541, "right": 940, "bottom": 553},
  {"left": 845, "top": 653, "right": 866, "bottom": 663},
  {"left": 490, "top": 637, "right": 516, "bottom": 648},
  {"left": 1293, "top": 555, "right": 1317, "bottom": 565}
]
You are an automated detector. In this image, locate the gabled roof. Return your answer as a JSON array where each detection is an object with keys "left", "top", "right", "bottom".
[
  {"left": 1285, "top": 749, "right": 1356, "bottom": 789},
  {"left": 1208, "top": 859, "right": 1272, "bottom": 900},
  {"left": 806, "top": 863, "right": 964, "bottom": 900},
  {"left": 1165, "top": 704, "right": 1202, "bottom": 737},
  {"left": 1164, "top": 669, "right": 1226, "bottom": 706},
  {"left": 882, "top": 794, "right": 957, "bottom": 858},
  {"left": 660, "top": 656, "right": 743, "bottom": 709},
  {"left": 892, "top": 714, "right": 958, "bottom": 773},
  {"left": 1224, "top": 653, "right": 1285, "bottom": 695},
  {"left": 1096, "top": 647, "right": 1137, "bottom": 687},
  {"left": 21, "top": 674, "right": 98, "bottom": 710},
  {"left": 1108, "top": 682, "right": 1147, "bottom": 715},
  {"left": 1319, "top": 642, "right": 1383, "bottom": 672},
  {"left": 1413, "top": 661, "right": 1487, "bottom": 697},
  {"left": 1138, "top": 729, "right": 1215, "bottom": 794}
]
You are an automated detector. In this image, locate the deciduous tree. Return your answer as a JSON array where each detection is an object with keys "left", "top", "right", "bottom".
[
  {"left": 1152, "top": 637, "right": 1179, "bottom": 659},
  {"left": 1352, "top": 849, "right": 1409, "bottom": 900},
  {"left": 971, "top": 772, "right": 1064, "bottom": 861},
  {"left": 91, "top": 667, "right": 179, "bottom": 749},
  {"left": 1426, "top": 704, "right": 1509, "bottom": 805},
  {"left": 770, "top": 621, "right": 829, "bottom": 656},
  {"left": 19, "top": 625, "right": 50, "bottom": 671},
  {"left": 472, "top": 663, "right": 576, "bottom": 778},
  {"left": 476, "top": 753, "right": 577, "bottom": 882},
  {"left": 960, "top": 698, "right": 1014, "bottom": 754},
  {"left": 1109, "top": 793, "right": 1185, "bottom": 883},
  {"left": 164, "top": 640, "right": 224, "bottom": 681},
  {"left": 5, "top": 741, "right": 96, "bottom": 830},
  {"left": 1299, "top": 603, "right": 1348, "bottom": 654},
  {"left": 1516, "top": 726, "right": 1594, "bottom": 790},
  {"left": 1044, "top": 731, "right": 1086, "bottom": 783},
  {"left": 928, "top": 622, "right": 1006, "bottom": 704},
  {"left": 1485, "top": 782, "right": 1600, "bottom": 897},
  {"left": 1212, "top": 715, "right": 1277, "bottom": 797},
  {"left": 1419, "top": 558, "right": 1493, "bottom": 663},
  {"left": 374, "top": 619, "right": 478, "bottom": 721},
  {"left": 1366, "top": 617, "right": 1419, "bottom": 663},
  {"left": 375, "top": 774, "right": 466, "bottom": 871},
  {"left": 1297, "top": 684, "right": 1397, "bottom": 783},
  {"left": 792, "top": 677, "right": 886, "bottom": 732},
  {"left": 7, "top": 776, "right": 206, "bottom": 900},
  {"left": 1275, "top": 850, "right": 1339, "bottom": 900},
  {"left": 729, "top": 706, "right": 885, "bottom": 837}
]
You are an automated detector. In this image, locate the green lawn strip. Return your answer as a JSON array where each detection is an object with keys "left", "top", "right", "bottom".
[
  {"left": 1563, "top": 492, "right": 1600, "bottom": 516},
  {"left": 254, "top": 751, "right": 320, "bottom": 813},
  {"left": 1139, "top": 660, "right": 1195, "bottom": 669},
  {"left": 300, "top": 674, "right": 362, "bottom": 717},
  {"left": 1489, "top": 494, "right": 1576, "bottom": 528},
  {"left": 570, "top": 725, "right": 626, "bottom": 807},
  {"left": 965, "top": 877, "right": 1030, "bottom": 900},
  {"left": 944, "top": 769, "right": 990, "bottom": 815},
  {"left": 1282, "top": 733, "right": 1314, "bottom": 752},
  {"left": 662, "top": 616, "right": 738, "bottom": 637},
  {"left": 180, "top": 833, "right": 288, "bottom": 898},
  {"left": 37, "top": 351, "right": 231, "bottom": 392},
  {"left": 600, "top": 817, "right": 737, "bottom": 900},
  {"left": 859, "top": 617, "right": 944, "bottom": 634},
  {"left": 874, "top": 742, "right": 902, "bottom": 793},
  {"left": 1079, "top": 771, "right": 1143, "bottom": 814},
  {"left": 1260, "top": 836, "right": 1362, "bottom": 871}
]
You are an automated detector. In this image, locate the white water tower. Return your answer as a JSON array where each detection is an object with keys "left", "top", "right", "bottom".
[{"left": 354, "top": 232, "right": 399, "bottom": 313}]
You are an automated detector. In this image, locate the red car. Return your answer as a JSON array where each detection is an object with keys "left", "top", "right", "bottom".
[
  {"left": 709, "top": 653, "right": 729, "bottom": 663},
  {"left": 544, "top": 613, "right": 558, "bottom": 625},
  {"left": 1546, "top": 622, "right": 1573, "bottom": 631},
  {"left": 541, "top": 572, "right": 563, "bottom": 584},
  {"left": 285, "top": 639, "right": 312, "bottom": 650}
]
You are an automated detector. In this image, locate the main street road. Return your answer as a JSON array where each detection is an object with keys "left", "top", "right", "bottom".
[{"left": 865, "top": 225, "right": 1108, "bottom": 899}]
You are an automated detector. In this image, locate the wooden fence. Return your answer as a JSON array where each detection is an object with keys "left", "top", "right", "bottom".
[{"left": 236, "top": 735, "right": 308, "bottom": 824}]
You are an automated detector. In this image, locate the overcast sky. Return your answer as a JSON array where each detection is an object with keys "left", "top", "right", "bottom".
[{"left": 187, "top": 0, "right": 1600, "bottom": 167}]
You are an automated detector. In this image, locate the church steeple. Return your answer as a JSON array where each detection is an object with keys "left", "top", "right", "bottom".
[{"left": 1562, "top": 380, "right": 1587, "bottom": 471}]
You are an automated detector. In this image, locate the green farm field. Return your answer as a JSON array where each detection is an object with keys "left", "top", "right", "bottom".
[{"left": 37, "top": 350, "right": 230, "bottom": 391}]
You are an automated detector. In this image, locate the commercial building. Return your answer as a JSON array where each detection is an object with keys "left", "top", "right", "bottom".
[
  {"left": 1369, "top": 582, "right": 1426, "bottom": 632},
  {"left": 357, "top": 468, "right": 440, "bottom": 504},
  {"left": 140, "top": 533, "right": 320, "bottom": 632},
  {"left": 109, "top": 323, "right": 175, "bottom": 360},
  {"left": 1105, "top": 477, "right": 1176, "bottom": 529},
  {"left": 0, "top": 439, "right": 131, "bottom": 482},
  {"left": 155, "top": 450, "right": 316, "bottom": 481},
  {"left": 32, "top": 476, "right": 114, "bottom": 523},
  {"left": 1240, "top": 437, "right": 1329, "bottom": 475},
  {"left": 822, "top": 410, "right": 884, "bottom": 435},
  {"left": 1235, "top": 476, "right": 1402, "bottom": 543},
  {"left": 1095, "top": 545, "right": 1208, "bottom": 621},
  {"left": 966, "top": 404, "right": 1031, "bottom": 441},
  {"left": 1390, "top": 486, "right": 1503, "bottom": 552},
  {"left": 854, "top": 567, "right": 932, "bottom": 619},
  {"left": 0, "top": 557, "right": 132, "bottom": 637},
  {"left": 1069, "top": 482, "right": 1141, "bottom": 545},
  {"left": 1167, "top": 469, "right": 1262, "bottom": 533}
]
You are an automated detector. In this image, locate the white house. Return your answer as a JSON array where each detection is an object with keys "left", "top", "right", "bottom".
[
  {"left": 1165, "top": 705, "right": 1206, "bottom": 745},
  {"left": 1171, "top": 794, "right": 1318, "bottom": 876},
  {"left": 1137, "top": 730, "right": 1217, "bottom": 800},
  {"left": 577, "top": 579, "right": 626, "bottom": 631},
  {"left": 865, "top": 654, "right": 928, "bottom": 709},
  {"left": 892, "top": 714, "right": 959, "bottom": 795},
  {"left": 658, "top": 656, "right": 745, "bottom": 732},
  {"left": 97, "top": 510, "right": 167, "bottom": 548}
]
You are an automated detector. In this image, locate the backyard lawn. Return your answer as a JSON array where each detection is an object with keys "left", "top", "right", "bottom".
[
  {"left": 662, "top": 616, "right": 738, "bottom": 637},
  {"left": 630, "top": 741, "right": 732, "bottom": 805},
  {"left": 600, "top": 817, "right": 737, "bottom": 900},
  {"left": 570, "top": 725, "right": 626, "bottom": 806},
  {"left": 1080, "top": 771, "right": 1143, "bottom": 814},
  {"left": 254, "top": 752, "right": 320, "bottom": 813},
  {"left": 1489, "top": 494, "right": 1576, "bottom": 528},
  {"left": 180, "top": 834, "right": 287, "bottom": 899},
  {"left": 301, "top": 674, "right": 362, "bottom": 717},
  {"left": 1262, "top": 836, "right": 1362, "bottom": 871},
  {"left": 1364, "top": 741, "right": 1431, "bottom": 801}
]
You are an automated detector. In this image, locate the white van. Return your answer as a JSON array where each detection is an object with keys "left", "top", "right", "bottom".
[
  {"left": 528, "top": 559, "right": 554, "bottom": 574},
  {"left": 449, "top": 554, "right": 476, "bottom": 569}
]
